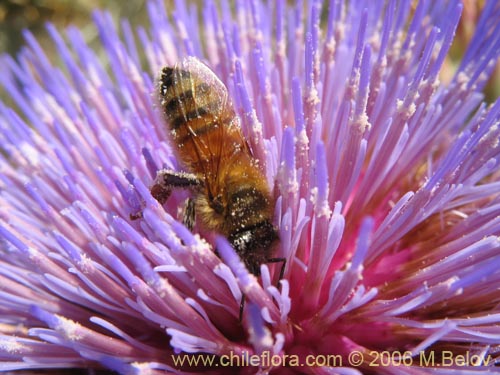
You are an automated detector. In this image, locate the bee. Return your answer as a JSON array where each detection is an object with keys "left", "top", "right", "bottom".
[{"left": 152, "top": 56, "right": 283, "bottom": 278}]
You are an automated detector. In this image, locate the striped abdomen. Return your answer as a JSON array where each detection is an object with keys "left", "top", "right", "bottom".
[{"left": 158, "top": 59, "right": 246, "bottom": 177}]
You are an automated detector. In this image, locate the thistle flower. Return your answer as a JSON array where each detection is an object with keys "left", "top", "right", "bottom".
[{"left": 1, "top": 0, "right": 500, "bottom": 374}]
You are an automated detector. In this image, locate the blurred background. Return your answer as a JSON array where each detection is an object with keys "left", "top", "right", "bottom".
[
  {"left": 0, "top": 0, "right": 498, "bottom": 101},
  {"left": 0, "top": 0, "right": 153, "bottom": 53},
  {"left": 0, "top": 0, "right": 152, "bottom": 52}
]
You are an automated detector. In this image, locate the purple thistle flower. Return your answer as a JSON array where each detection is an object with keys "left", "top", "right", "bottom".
[{"left": 1, "top": 0, "right": 500, "bottom": 373}]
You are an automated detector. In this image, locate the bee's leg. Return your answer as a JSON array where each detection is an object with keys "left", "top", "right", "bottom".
[
  {"left": 266, "top": 257, "right": 287, "bottom": 286},
  {"left": 129, "top": 211, "right": 143, "bottom": 220},
  {"left": 238, "top": 259, "right": 286, "bottom": 323},
  {"left": 182, "top": 198, "right": 196, "bottom": 231},
  {"left": 131, "top": 170, "right": 201, "bottom": 221},
  {"left": 239, "top": 295, "right": 245, "bottom": 323},
  {"left": 151, "top": 169, "right": 201, "bottom": 204}
]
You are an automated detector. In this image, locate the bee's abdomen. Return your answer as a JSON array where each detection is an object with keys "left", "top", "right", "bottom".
[
  {"left": 160, "top": 67, "right": 219, "bottom": 126},
  {"left": 159, "top": 66, "right": 245, "bottom": 174},
  {"left": 224, "top": 183, "right": 277, "bottom": 275},
  {"left": 227, "top": 186, "right": 272, "bottom": 227}
]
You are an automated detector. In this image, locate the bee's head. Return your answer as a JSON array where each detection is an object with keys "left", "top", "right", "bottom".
[{"left": 229, "top": 220, "right": 279, "bottom": 276}]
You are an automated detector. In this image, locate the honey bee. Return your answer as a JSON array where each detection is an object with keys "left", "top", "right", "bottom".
[{"left": 152, "top": 56, "right": 282, "bottom": 278}]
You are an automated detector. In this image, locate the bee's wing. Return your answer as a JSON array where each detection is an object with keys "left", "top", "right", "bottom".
[
  {"left": 177, "top": 58, "right": 248, "bottom": 196},
  {"left": 188, "top": 101, "right": 247, "bottom": 195}
]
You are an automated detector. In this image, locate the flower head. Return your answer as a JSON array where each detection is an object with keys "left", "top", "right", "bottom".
[{"left": 1, "top": 0, "right": 500, "bottom": 374}]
